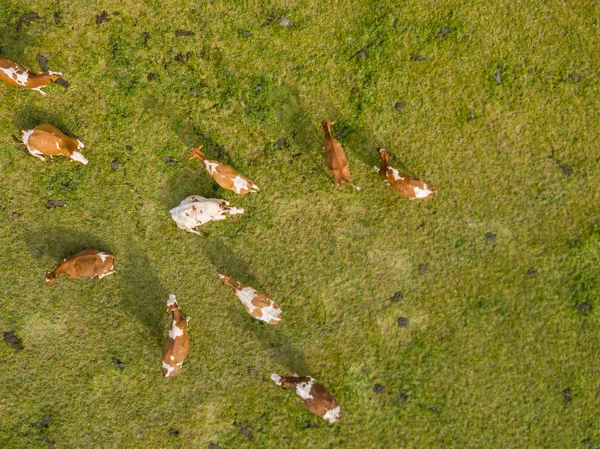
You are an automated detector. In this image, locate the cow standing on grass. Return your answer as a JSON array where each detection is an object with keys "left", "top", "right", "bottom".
[
  {"left": 0, "top": 57, "right": 62, "bottom": 96},
  {"left": 218, "top": 272, "right": 282, "bottom": 324},
  {"left": 45, "top": 249, "right": 115, "bottom": 286},
  {"left": 320, "top": 120, "right": 360, "bottom": 190},
  {"left": 21, "top": 124, "right": 88, "bottom": 164},
  {"left": 271, "top": 374, "right": 341, "bottom": 423},
  {"left": 162, "top": 295, "right": 190, "bottom": 377},
  {"left": 189, "top": 146, "right": 260, "bottom": 194}
]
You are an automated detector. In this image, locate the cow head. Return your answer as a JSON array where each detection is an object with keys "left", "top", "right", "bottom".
[
  {"left": 165, "top": 294, "right": 179, "bottom": 312},
  {"left": 377, "top": 148, "right": 390, "bottom": 163},
  {"left": 320, "top": 120, "right": 336, "bottom": 131},
  {"left": 44, "top": 271, "right": 57, "bottom": 287}
]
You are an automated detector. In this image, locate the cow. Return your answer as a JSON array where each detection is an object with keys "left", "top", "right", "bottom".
[
  {"left": 376, "top": 148, "right": 437, "bottom": 199},
  {"left": 218, "top": 272, "right": 281, "bottom": 324},
  {"left": 271, "top": 374, "right": 341, "bottom": 423},
  {"left": 21, "top": 124, "right": 88, "bottom": 165},
  {"left": 45, "top": 249, "right": 115, "bottom": 286},
  {"left": 0, "top": 57, "right": 62, "bottom": 96},
  {"left": 162, "top": 294, "right": 190, "bottom": 377},
  {"left": 169, "top": 196, "right": 244, "bottom": 236},
  {"left": 320, "top": 120, "right": 360, "bottom": 190},
  {"left": 189, "top": 146, "right": 259, "bottom": 194}
]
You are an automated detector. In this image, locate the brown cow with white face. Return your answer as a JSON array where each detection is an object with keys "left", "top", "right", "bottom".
[
  {"left": 218, "top": 272, "right": 282, "bottom": 324},
  {"left": 45, "top": 248, "right": 115, "bottom": 286},
  {"left": 320, "top": 120, "right": 360, "bottom": 190},
  {"left": 162, "top": 295, "right": 190, "bottom": 377},
  {"left": 189, "top": 146, "right": 260, "bottom": 194},
  {"left": 0, "top": 57, "right": 62, "bottom": 96},
  {"left": 21, "top": 124, "right": 88, "bottom": 164},
  {"left": 271, "top": 374, "right": 342, "bottom": 423}
]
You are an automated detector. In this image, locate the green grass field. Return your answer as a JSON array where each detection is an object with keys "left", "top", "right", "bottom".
[{"left": 1, "top": 1, "right": 599, "bottom": 448}]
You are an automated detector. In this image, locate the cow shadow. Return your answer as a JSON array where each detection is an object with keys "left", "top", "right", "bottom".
[
  {"left": 117, "top": 243, "right": 169, "bottom": 348},
  {"left": 11, "top": 105, "right": 75, "bottom": 136},
  {"left": 203, "top": 238, "right": 310, "bottom": 375},
  {"left": 22, "top": 226, "right": 112, "bottom": 265}
]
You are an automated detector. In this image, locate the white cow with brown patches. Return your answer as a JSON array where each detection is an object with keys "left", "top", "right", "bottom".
[
  {"left": 162, "top": 295, "right": 190, "bottom": 377},
  {"left": 218, "top": 273, "right": 282, "bottom": 324},
  {"left": 21, "top": 124, "right": 88, "bottom": 164},
  {"left": 169, "top": 196, "right": 244, "bottom": 236},
  {"left": 189, "top": 146, "right": 260, "bottom": 194},
  {"left": 45, "top": 248, "right": 115, "bottom": 286},
  {"left": 271, "top": 374, "right": 341, "bottom": 423},
  {"left": 0, "top": 57, "right": 62, "bottom": 96},
  {"left": 376, "top": 148, "right": 436, "bottom": 199}
]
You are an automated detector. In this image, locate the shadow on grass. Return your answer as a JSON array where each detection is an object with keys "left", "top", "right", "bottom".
[
  {"left": 23, "top": 227, "right": 112, "bottom": 264},
  {"left": 11, "top": 105, "right": 76, "bottom": 136},
  {"left": 117, "top": 243, "right": 168, "bottom": 348},
  {"left": 203, "top": 237, "right": 310, "bottom": 376}
]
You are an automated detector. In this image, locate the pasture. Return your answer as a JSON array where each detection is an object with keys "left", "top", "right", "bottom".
[{"left": 1, "top": 1, "right": 599, "bottom": 448}]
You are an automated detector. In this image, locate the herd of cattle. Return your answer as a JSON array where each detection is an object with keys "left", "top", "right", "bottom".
[{"left": 1, "top": 55, "right": 438, "bottom": 424}]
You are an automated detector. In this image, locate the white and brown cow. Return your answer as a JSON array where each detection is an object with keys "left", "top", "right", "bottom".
[
  {"left": 376, "top": 148, "right": 436, "bottom": 199},
  {"left": 271, "top": 374, "right": 342, "bottom": 423},
  {"left": 218, "top": 272, "right": 282, "bottom": 324},
  {"left": 22, "top": 124, "right": 88, "bottom": 164},
  {"left": 169, "top": 196, "right": 244, "bottom": 236},
  {"left": 162, "top": 294, "right": 190, "bottom": 377},
  {"left": 189, "top": 146, "right": 260, "bottom": 194},
  {"left": 45, "top": 248, "right": 115, "bottom": 286},
  {"left": 0, "top": 57, "right": 62, "bottom": 96}
]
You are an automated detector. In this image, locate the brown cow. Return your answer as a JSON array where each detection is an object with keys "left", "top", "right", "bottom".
[
  {"left": 271, "top": 374, "right": 341, "bottom": 423},
  {"left": 0, "top": 57, "right": 62, "bottom": 96},
  {"left": 162, "top": 295, "right": 190, "bottom": 377},
  {"left": 218, "top": 272, "right": 281, "bottom": 324},
  {"left": 320, "top": 120, "right": 360, "bottom": 190},
  {"left": 22, "top": 124, "right": 88, "bottom": 165},
  {"left": 45, "top": 249, "right": 115, "bottom": 286},
  {"left": 189, "top": 146, "right": 259, "bottom": 194},
  {"left": 376, "top": 148, "right": 437, "bottom": 199}
]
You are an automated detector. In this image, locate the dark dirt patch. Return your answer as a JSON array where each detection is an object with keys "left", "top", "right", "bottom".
[
  {"left": 175, "top": 30, "right": 195, "bottom": 37},
  {"left": 111, "top": 356, "right": 125, "bottom": 370},
  {"left": 399, "top": 393, "right": 408, "bottom": 402},
  {"left": 437, "top": 27, "right": 452, "bottom": 38},
  {"left": 277, "top": 17, "right": 293, "bottom": 27},
  {"left": 391, "top": 291, "right": 403, "bottom": 302},
  {"left": 373, "top": 384, "right": 386, "bottom": 393},
  {"left": 147, "top": 72, "right": 157, "bottom": 81},
  {"left": 4, "top": 331, "right": 23, "bottom": 350},
  {"left": 247, "top": 366, "right": 256, "bottom": 376},
  {"left": 239, "top": 426, "right": 253, "bottom": 440},
  {"left": 429, "top": 406, "right": 439, "bottom": 413},
  {"left": 169, "top": 428, "right": 180, "bottom": 437},
  {"left": 397, "top": 317, "right": 409, "bottom": 327},
  {"left": 562, "top": 387, "right": 571, "bottom": 405},
  {"left": 96, "top": 11, "right": 110, "bottom": 25},
  {"left": 11, "top": 211, "right": 22, "bottom": 219},
  {"left": 275, "top": 138, "right": 288, "bottom": 150},
  {"left": 304, "top": 420, "right": 317, "bottom": 428},
  {"left": 419, "top": 263, "right": 428, "bottom": 274},
  {"left": 16, "top": 12, "right": 40, "bottom": 30},
  {"left": 34, "top": 414, "right": 51, "bottom": 430},
  {"left": 209, "top": 443, "right": 219, "bottom": 449},
  {"left": 494, "top": 66, "right": 503, "bottom": 84},
  {"left": 468, "top": 113, "right": 477, "bottom": 120},
  {"left": 142, "top": 32, "right": 151, "bottom": 44},
  {"left": 395, "top": 102, "right": 406, "bottom": 111},
  {"left": 559, "top": 74, "right": 580, "bottom": 83},
  {"left": 53, "top": 12, "right": 62, "bottom": 25},
  {"left": 46, "top": 200, "right": 66, "bottom": 209},
  {"left": 164, "top": 156, "right": 176, "bottom": 165},
  {"left": 238, "top": 29, "right": 253, "bottom": 37},
  {"left": 111, "top": 159, "right": 119, "bottom": 170},
  {"left": 355, "top": 48, "right": 368, "bottom": 60},
  {"left": 576, "top": 302, "right": 592, "bottom": 312},
  {"left": 126, "top": 145, "right": 132, "bottom": 152},
  {"left": 45, "top": 437, "right": 56, "bottom": 449},
  {"left": 410, "top": 53, "right": 425, "bottom": 61},
  {"left": 527, "top": 268, "right": 537, "bottom": 277},
  {"left": 485, "top": 232, "right": 495, "bottom": 242},
  {"left": 36, "top": 54, "right": 49, "bottom": 72},
  {"left": 54, "top": 78, "right": 70, "bottom": 89}
]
